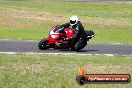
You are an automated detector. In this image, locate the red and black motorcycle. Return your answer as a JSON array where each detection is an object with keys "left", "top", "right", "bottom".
[{"left": 38, "top": 25, "right": 94, "bottom": 51}]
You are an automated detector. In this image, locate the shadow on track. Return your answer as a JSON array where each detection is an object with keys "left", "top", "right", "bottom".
[{"left": 59, "top": 49, "right": 99, "bottom": 52}]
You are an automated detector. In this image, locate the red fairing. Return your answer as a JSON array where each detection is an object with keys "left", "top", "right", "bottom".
[
  {"left": 44, "top": 25, "right": 75, "bottom": 48},
  {"left": 47, "top": 35, "right": 62, "bottom": 44},
  {"left": 64, "top": 28, "right": 75, "bottom": 38}
]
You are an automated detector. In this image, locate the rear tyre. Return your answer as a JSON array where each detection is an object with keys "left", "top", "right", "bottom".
[
  {"left": 71, "top": 46, "right": 76, "bottom": 51},
  {"left": 38, "top": 39, "right": 49, "bottom": 50},
  {"left": 74, "top": 40, "right": 87, "bottom": 51}
]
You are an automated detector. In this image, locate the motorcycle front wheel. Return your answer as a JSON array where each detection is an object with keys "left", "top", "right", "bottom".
[{"left": 38, "top": 39, "right": 49, "bottom": 50}]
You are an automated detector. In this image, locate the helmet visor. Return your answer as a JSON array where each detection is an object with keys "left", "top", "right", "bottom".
[{"left": 70, "top": 20, "right": 76, "bottom": 24}]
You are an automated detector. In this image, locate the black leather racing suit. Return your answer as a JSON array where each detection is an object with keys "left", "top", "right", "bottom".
[{"left": 60, "top": 21, "right": 87, "bottom": 50}]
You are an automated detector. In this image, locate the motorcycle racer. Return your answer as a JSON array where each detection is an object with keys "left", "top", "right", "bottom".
[
  {"left": 38, "top": 16, "right": 94, "bottom": 51},
  {"left": 59, "top": 15, "right": 87, "bottom": 50}
]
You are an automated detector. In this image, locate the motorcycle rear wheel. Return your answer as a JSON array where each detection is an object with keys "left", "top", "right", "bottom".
[
  {"left": 71, "top": 46, "right": 82, "bottom": 51},
  {"left": 71, "top": 40, "right": 87, "bottom": 51}
]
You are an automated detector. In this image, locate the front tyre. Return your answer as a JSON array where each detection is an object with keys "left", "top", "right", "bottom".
[{"left": 38, "top": 39, "right": 49, "bottom": 50}]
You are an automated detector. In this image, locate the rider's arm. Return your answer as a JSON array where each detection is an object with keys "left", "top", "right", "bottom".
[{"left": 59, "top": 22, "right": 70, "bottom": 28}]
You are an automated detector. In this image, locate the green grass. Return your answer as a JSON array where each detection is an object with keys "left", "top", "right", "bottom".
[
  {"left": 0, "top": 1, "right": 132, "bottom": 43},
  {"left": 0, "top": 54, "right": 132, "bottom": 88}
]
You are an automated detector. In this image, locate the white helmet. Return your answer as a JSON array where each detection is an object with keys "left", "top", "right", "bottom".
[{"left": 70, "top": 15, "right": 78, "bottom": 26}]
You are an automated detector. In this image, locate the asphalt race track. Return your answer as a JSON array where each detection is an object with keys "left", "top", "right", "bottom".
[{"left": 0, "top": 40, "right": 132, "bottom": 55}]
